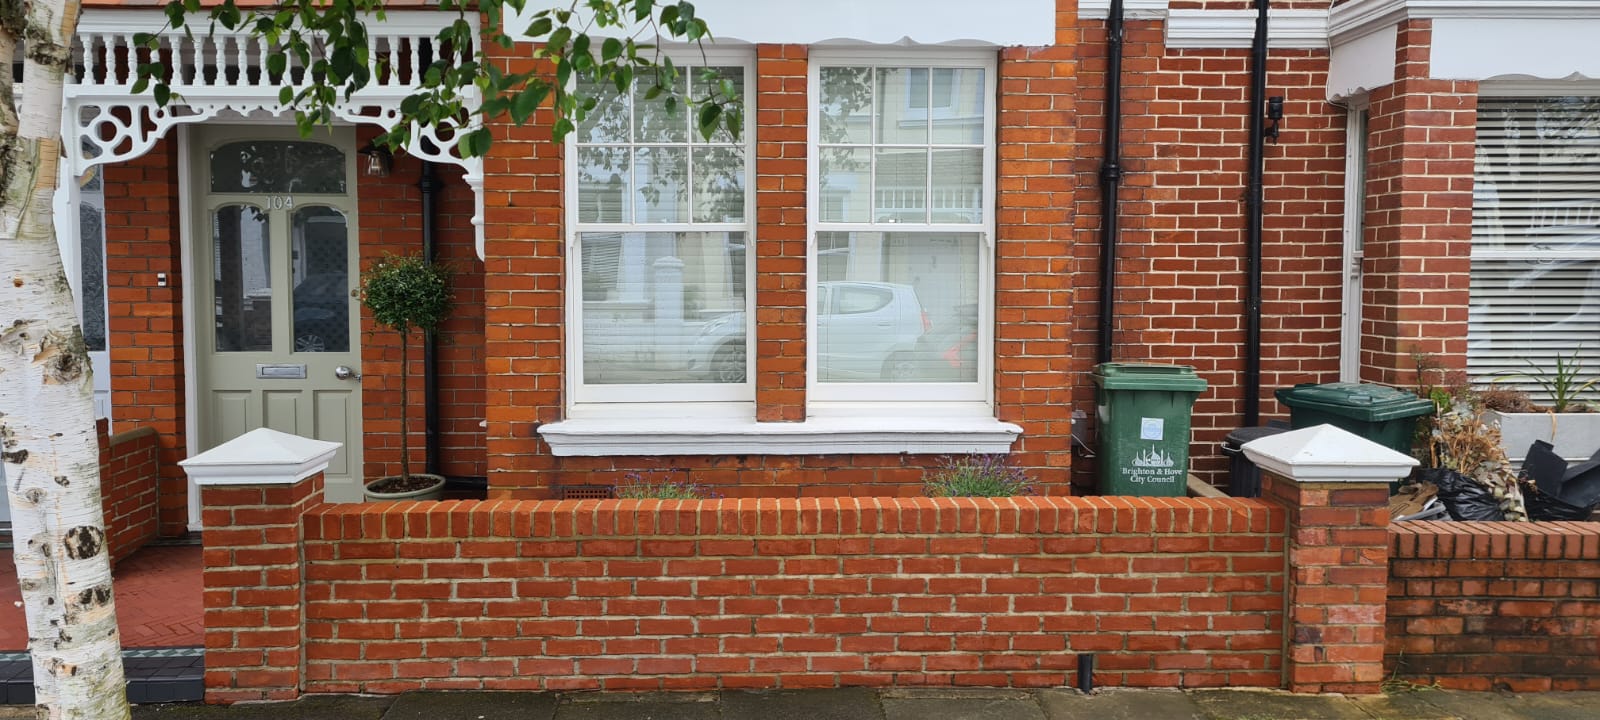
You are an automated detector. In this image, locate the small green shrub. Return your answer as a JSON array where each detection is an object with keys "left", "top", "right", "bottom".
[
  {"left": 923, "top": 454, "right": 1034, "bottom": 498},
  {"left": 612, "top": 473, "right": 718, "bottom": 500}
]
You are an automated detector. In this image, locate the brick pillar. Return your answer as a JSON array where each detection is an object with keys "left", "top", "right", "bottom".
[
  {"left": 1244, "top": 425, "right": 1418, "bottom": 694},
  {"left": 181, "top": 428, "right": 338, "bottom": 704},
  {"left": 753, "top": 44, "right": 808, "bottom": 422},
  {"left": 1361, "top": 20, "right": 1477, "bottom": 386}
]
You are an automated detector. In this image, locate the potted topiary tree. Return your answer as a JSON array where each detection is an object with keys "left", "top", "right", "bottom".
[{"left": 359, "top": 254, "right": 452, "bottom": 501}]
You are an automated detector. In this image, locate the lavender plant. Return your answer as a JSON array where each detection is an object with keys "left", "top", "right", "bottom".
[
  {"left": 923, "top": 455, "right": 1035, "bottom": 498},
  {"left": 613, "top": 472, "right": 719, "bottom": 500}
]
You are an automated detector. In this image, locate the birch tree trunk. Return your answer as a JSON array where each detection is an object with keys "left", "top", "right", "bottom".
[{"left": 1, "top": 0, "right": 132, "bottom": 715}]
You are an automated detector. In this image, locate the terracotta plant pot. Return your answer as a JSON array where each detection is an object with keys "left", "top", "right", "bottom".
[{"left": 363, "top": 473, "right": 446, "bottom": 502}]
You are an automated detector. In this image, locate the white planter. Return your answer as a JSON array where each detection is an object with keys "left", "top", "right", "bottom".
[
  {"left": 1485, "top": 410, "right": 1600, "bottom": 463},
  {"left": 363, "top": 473, "right": 447, "bottom": 502}
]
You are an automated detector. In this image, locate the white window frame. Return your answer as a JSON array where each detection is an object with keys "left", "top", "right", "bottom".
[
  {"left": 806, "top": 49, "right": 998, "bottom": 414},
  {"left": 1468, "top": 81, "right": 1600, "bottom": 394},
  {"left": 564, "top": 49, "right": 757, "bottom": 417}
]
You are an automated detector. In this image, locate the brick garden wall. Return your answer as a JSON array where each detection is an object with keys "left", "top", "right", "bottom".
[
  {"left": 1387, "top": 520, "right": 1600, "bottom": 692},
  {"left": 291, "top": 497, "right": 1286, "bottom": 694},
  {"left": 97, "top": 419, "right": 161, "bottom": 565}
]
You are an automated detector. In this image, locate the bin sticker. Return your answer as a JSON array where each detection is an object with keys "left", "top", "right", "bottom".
[
  {"left": 1140, "top": 417, "right": 1164, "bottom": 441},
  {"left": 1125, "top": 444, "right": 1182, "bottom": 485}
]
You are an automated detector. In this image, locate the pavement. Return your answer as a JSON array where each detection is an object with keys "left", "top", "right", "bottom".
[{"left": 0, "top": 687, "right": 1586, "bottom": 720}]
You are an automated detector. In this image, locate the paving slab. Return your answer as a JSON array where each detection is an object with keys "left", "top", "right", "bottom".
[
  {"left": 132, "top": 694, "right": 394, "bottom": 720},
  {"left": 881, "top": 688, "right": 1044, "bottom": 720},
  {"left": 721, "top": 688, "right": 882, "bottom": 720},
  {"left": 383, "top": 691, "right": 557, "bottom": 720},
  {"left": 1513, "top": 692, "right": 1600, "bottom": 720},
  {"left": 554, "top": 692, "right": 718, "bottom": 720},
  {"left": 1347, "top": 691, "right": 1467, "bottom": 720},
  {"left": 1380, "top": 690, "right": 1539, "bottom": 720},
  {"left": 1035, "top": 688, "right": 1203, "bottom": 720},
  {"left": 1189, "top": 689, "right": 1371, "bottom": 720}
]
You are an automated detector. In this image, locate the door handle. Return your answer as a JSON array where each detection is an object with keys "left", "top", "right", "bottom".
[{"left": 334, "top": 365, "right": 361, "bottom": 381}]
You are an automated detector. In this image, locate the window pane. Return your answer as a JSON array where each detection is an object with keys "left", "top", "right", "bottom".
[
  {"left": 819, "top": 67, "right": 873, "bottom": 145},
  {"left": 291, "top": 207, "right": 350, "bottom": 354},
  {"left": 209, "top": 141, "right": 345, "bottom": 194},
  {"left": 931, "top": 148, "right": 983, "bottom": 223},
  {"left": 635, "top": 146, "right": 688, "bottom": 223},
  {"left": 692, "top": 67, "right": 746, "bottom": 144},
  {"left": 693, "top": 146, "right": 745, "bottom": 223},
  {"left": 78, "top": 177, "right": 107, "bottom": 352},
  {"left": 820, "top": 147, "right": 871, "bottom": 223},
  {"left": 931, "top": 68, "right": 987, "bottom": 145},
  {"left": 581, "top": 232, "right": 748, "bottom": 385},
  {"left": 578, "top": 83, "right": 630, "bottom": 143},
  {"left": 874, "top": 148, "right": 928, "bottom": 223},
  {"left": 877, "top": 68, "right": 929, "bottom": 145},
  {"left": 815, "top": 231, "right": 981, "bottom": 383},
  {"left": 577, "top": 146, "right": 632, "bottom": 223},
  {"left": 1468, "top": 258, "right": 1600, "bottom": 397},
  {"left": 635, "top": 72, "right": 688, "bottom": 143},
  {"left": 213, "top": 205, "right": 272, "bottom": 352}
]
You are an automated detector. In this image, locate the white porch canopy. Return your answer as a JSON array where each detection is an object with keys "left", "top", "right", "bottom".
[{"left": 65, "top": 9, "right": 487, "bottom": 259}]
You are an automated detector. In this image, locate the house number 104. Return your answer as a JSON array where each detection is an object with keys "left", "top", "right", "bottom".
[{"left": 265, "top": 195, "right": 295, "bottom": 210}]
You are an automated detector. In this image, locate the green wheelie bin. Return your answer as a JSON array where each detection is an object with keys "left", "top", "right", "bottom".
[
  {"left": 1092, "top": 363, "right": 1209, "bottom": 496},
  {"left": 1274, "top": 382, "right": 1435, "bottom": 456}
]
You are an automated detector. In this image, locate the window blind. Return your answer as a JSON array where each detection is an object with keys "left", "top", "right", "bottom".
[{"left": 1470, "top": 97, "right": 1600, "bottom": 398}]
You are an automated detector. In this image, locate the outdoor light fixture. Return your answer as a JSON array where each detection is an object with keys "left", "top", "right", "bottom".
[
  {"left": 359, "top": 142, "right": 393, "bottom": 177},
  {"left": 1264, "top": 95, "right": 1284, "bottom": 142}
]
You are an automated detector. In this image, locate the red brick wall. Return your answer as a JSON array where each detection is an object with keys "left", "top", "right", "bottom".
[
  {"left": 295, "top": 497, "right": 1285, "bottom": 693},
  {"left": 1071, "top": 19, "right": 1346, "bottom": 489},
  {"left": 480, "top": 43, "right": 1078, "bottom": 498},
  {"left": 97, "top": 419, "right": 160, "bottom": 564},
  {"left": 1387, "top": 521, "right": 1600, "bottom": 692},
  {"left": 356, "top": 126, "right": 487, "bottom": 481},
  {"left": 1360, "top": 21, "right": 1475, "bottom": 387},
  {"left": 104, "top": 138, "right": 190, "bottom": 536}
]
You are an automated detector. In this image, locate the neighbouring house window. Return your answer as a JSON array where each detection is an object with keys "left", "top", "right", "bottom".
[
  {"left": 1469, "top": 96, "right": 1600, "bottom": 399},
  {"left": 568, "top": 58, "right": 753, "bottom": 408},
  {"left": 810, "top": 54, "right": 995, "bottom": 406}
]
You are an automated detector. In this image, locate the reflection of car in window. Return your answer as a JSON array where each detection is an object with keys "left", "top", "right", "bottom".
[
  {"left": 687, "top": 281, "right": 933, "bottom": 383},
  {"left": 293, "top": 272, "right": 349, "bottom": 353}
]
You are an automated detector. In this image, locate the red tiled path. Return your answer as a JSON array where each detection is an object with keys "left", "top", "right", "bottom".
[{"left": 0, "top": 544, "right": 202, "bottom": 651}]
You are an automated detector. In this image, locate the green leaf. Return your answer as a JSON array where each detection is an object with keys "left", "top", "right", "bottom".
[
  {"left": 697, "top": 103, "right": 721, "bottom": 140},
  {"left": 634, "top": 0, "right": 655, "bottom": 22},
  {"left": 154, "top": 84, "right": 171, "bottom": 106}
]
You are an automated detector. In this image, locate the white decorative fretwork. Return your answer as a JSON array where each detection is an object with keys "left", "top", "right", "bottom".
[{"left": 65, "top": 9, "right": 486, "bottom": 257}]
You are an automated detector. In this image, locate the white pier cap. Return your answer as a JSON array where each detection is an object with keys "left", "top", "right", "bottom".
[
  {"left": 180, "top": 428, "right": 342, "bottom": 486},
  {"left": 1241, "top": 424, "right": 1419, "bottom": 485}
]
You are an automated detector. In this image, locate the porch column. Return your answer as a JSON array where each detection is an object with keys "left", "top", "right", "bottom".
[
  {"left": 180, "top": 428, "right": 337, "bottom": 704},
  {"left": 1244, "top": 424, "right": 1418, "bottom": 694}
]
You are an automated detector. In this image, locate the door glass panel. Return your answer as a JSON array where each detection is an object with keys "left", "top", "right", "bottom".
[
  {"left": 291, "top": 206, "right": 350, "bottom": 353},
  {"left": 213, "top": 205, "right": 272, "bottom": 352},
  {"left": 209, "top": 141, "right": 347, "bottom": 194},
  {"left": 78, "top": 169, "right": 108, "bottom": 352}
]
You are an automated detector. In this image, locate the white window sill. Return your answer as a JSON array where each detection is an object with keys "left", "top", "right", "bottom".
[{"left": 537, "top": 416, "right": 1023, "bottom": 457}]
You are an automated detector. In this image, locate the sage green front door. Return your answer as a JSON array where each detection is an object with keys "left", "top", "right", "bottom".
[{"left": 194, "top": 126, "right": 365, "bottom": 502}]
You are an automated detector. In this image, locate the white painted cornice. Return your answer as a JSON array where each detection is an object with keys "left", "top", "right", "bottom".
[
  {"left": 1167, "top": 9, "right": 1330, "bottom": 50},
  {"left": 1331, "top": 0, "right": 1600, "bottom": 44},
  {"left": 1078, "top": 0, "right": 1172, "bottom": 20}
]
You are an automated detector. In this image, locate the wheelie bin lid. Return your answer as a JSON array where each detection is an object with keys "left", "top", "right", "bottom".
[
  {"left": 1222, "top": 426, "right": 1289, "bottom": 454},
  {"left": 1091, "top": 363, "right": 1208, "bottom": 392},
  {"left": 1273, "top": 382, "right": 1435, "bottom": 422}
]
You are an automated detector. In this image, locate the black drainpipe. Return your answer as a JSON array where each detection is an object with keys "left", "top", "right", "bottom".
[
  {"left": 1097, "top": 0, "right": 1125, "bottom": 367},
  {"left": 1244, "top": 0, "right": 1269, "bottom": 427},
  {"left": 420, "top": 160, "right": 442, "bottom": 476}
]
